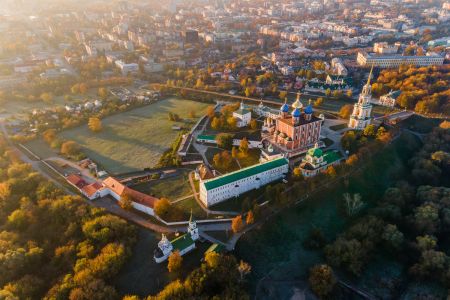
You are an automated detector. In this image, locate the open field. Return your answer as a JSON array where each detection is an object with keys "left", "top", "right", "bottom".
[
  {"left": 58, "top": 98, "right": 208, "bottom": 174},
  {"left": 0, "top": 89, "right": 99, "bottom": 120},
  {"left": 132, "top": 169, "right": 193, "bottom": 201}
]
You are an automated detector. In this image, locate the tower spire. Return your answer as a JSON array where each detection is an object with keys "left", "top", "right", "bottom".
[{"left": 366, "top": 64, "right": 374, "bottom": 86}]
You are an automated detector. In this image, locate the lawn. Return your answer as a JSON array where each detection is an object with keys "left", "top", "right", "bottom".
[
  {"left": 58, "top": 98, "right": 209, "bottom": 174},
  {"left": 172, "top": 197, "right": 208, "bottom": 219},
  {"left": 236, "top": 148, "right": 260, "bottom": 168},
  {"left": 329, "top": 123, "right": 347, "bottom": 131},
  {"left": 131, "top": 170, "right": 193, "bottom": 201}
]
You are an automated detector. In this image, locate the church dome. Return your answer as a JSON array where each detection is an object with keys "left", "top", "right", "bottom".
[
  {"left": 292, "top": 98, "right": 303, "bottom": 109},
  {"left": 280, "top": 103, "right": 289, "bottom": 113},
  {"left": 292, "top": 108, "right": 301, "bottom": 117},
  {"left": 304, "top": 104, "right": 313, "bottom": 114}
]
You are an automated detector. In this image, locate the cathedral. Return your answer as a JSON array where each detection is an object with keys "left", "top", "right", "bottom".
[
  {"left": 263, "top": 94, "right": 324, "bottom": 157},
  {"left": 348, "top": 66, "right": 374, "bottom": 130}
]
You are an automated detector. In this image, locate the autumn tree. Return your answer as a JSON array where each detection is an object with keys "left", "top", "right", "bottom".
[
  {"left": 339, "top": 104, "right": 353, "bottom": 119},
  {"left": 154, "top": 198, "right": 172, "bottom": 218},
  {"left": 246, "top": 211, "right": 254, "bottom": 225},
  {"left": 314, "top": 98, "right": 323, "bottom": 107},
  {"left": 40, "top": 92, "right": 53, "bottom": 103},
  {"left": 279, "top": 91, "right": 287, "bottom": 100},
  {"left": 237, "top": 260, "right": 251, "bottom": 281},
  {"left": 43, "top": 129, "right": 57, "bottom": 144},
  {"left": 216, "top": 133, "right": 233, "bottom": 150},
  {"left": 239, "top": 137, "right": 249, "bottom": 156},
  {"left": 168, "top": 250, "right": 183, "bottom": 273},
  {"left": 308, "top": 264, "right": 336, "bottom": 298},
  {"left": 60, "top": 141, "right": 81, "bottom": 157},
  {"left": 249, "top": 119, "right": 257, "bottom": 130},
  {"left": 88, "top": 117, "right": 103, "bottom": 133},
  {"left": 98, "top": 87, "right": 108, "bottom": 99},
  {"left": 232, "top": 215, "right": 244, "bottom": 233},
  {"left": 79, "top": 83, "right": 88, "bottom": 94},
  {"left": 206, "top": 106, "right": 216, "bottom": 119},
  {"left": 119, "top": 193, "right": 133, "bottom": 211}
]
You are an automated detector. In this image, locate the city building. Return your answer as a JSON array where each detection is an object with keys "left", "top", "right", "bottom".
[
  {"left": 349, "top": 67, "right": 374, "bottom": 130},
  {"left": 378, "top": 90, "right": 401, "bottom": 107},
  {"left": 233, "top": 101, "right": 251, "bottom": 128},
  {"left": 199, "top": 157, "right": 289, "bottom": 207},
  {"left": 357, "top": 52, "right": 445, "bottom": 68},
  {"left": 263, "top": 95, "right": 324, "bottom": 157},
  {"left": 373, "top": 42, "right": 399, "bottom": 54},
  {"left": 299, "top": 144, "right": 343, "bottom": 177},
  {"left": 115, "top": 60, "right": 139, "bottom": 75},
  {"left": 154, "top": 214, "right": 199, "bottom": 263}
]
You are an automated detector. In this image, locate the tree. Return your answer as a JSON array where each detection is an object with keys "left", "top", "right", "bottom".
[
  {"left": 279, "top": 91, "right": 287, "bottom": 100},
  {"left": 416, "top": 235, "right": 437, "bottom": 252},
  {"left": 239, "top": 138, "right": 249, "bottom": 156},
  {"left": 43, "top": 129, "right": 57, "bottom": 144},
  {"left": 211, "top": 117, "right": 221, "bottom": 130},
  {"left": 343, "top": 193, "right": 364, "bottom": 217},
  {"left": 98, "top": 87, "right": 108, "bottom": 99},
  {"left": 154, "top": 198, "right": 172, "bottom": 218},
  {"left": 232, "top": 215, "right": 244, "bottom": 233},
  {"left": 226, "top": 117, "right": 237, "bottom": 129},
  {"left": 325, "top": 89, "right": 331, "bottom": 98},
  {"left": 71, "top": 84, "right": 80, "bottom": 94},
  {"left": 189, "top": 110, "right": 196, "bottom": 118},
  {"left": 88, "top": 117, "right": 103, "bottom": 133},
  {"left": 231, "top": 147, "right": 238, "bottom": 159},
  {"left": 79, "top": 83, "right": 88, "bottom": 94},
  {"left": 363, "top": 124, "right": 376, "bottom": 137},
  {"left": 119, "top": 193, "right": 133, "bottom": 211},
  {"left": 249, "top": 119, "right": 257, "bottom": 130},
  {"left": 314, "top": 98, "right": 323, "bottom": 107},
  {"left": 246, "top": 211, "right": 254, "bottom": 225},
  {"left": 325, "top": 166, "right": 337, "bottom": 178},
  {"left": 206, "top": 106, "right": 215, "bottom": 119},
  {"left": 339, "top": 104, "right": 353, "bottom": 119},
  {"left": 382, "top": 224, "right": 404, "bottom": 249},
  {"left": 346, "top": 90, "right": 353, "bottom": 98},
  {"left": 308, "top": 264, "right": 336, "bottom": 298},
  {"left": 237, "top": 260, "right": 251, "bottom": 281},
  {"left": 216, "top": 133, "right": 233, "bottom": 150},
  {"left": 60, "top": 141, "right": 80, "bottom": 157},
  {"left": 341, "top": 131, "right": 357, "bottom": 153},
  {"left": 168, "top": 250, "right": 182, "bottom": 273},
  {"left": 40, "top": 92, "right": 53, "bottom": 103}
]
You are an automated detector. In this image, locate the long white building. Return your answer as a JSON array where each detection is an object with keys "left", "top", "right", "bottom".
[
  {"left": 357, "top": 52, "right": 444, "bottom": 68},
  {"left": 199, "top": 158, "right": 289, "bottom": 207}
]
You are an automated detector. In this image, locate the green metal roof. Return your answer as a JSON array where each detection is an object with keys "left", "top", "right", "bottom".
[
  {"left": 308, "top": 147, "right": 323, "bottom": 158},
  {"left": 323, "top": 151, "right": 342, "bottom": 164},
  {"left": 203, "top": 157, "right": 288, "bottom": 191},
  {"left": 197, "top": 134, "right": 216, "bottom": 141},
  {"left": 171, "top": 234, "right": 194, "bottom": 251},
  {"left": 205, "top": 243, "right": 225, "bottom": 254}
]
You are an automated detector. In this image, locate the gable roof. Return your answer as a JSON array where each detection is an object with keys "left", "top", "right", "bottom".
[
  {"left": 203, "top": 157, "right": 288, "bottom": 191},
  {"left": 67, "top": 174, "right": 87, "bottom": 188},
  {"left": 81, "top": 182, "right": 103, "bottom": 197},
  {"left": 103, "top": 177, "right": 157, "bottom": 208}
]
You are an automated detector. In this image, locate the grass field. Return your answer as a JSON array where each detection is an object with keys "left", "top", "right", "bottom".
[
  {"left": 132, "top": 170, "right": 193, "bottom": 201},
  {"left": 58, "top": 98, "right": 208, "bottom": 174}
]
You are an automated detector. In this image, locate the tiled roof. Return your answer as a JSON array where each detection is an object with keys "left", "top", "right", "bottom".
[
  {"left": 103, "top": 177, "right": 157, "bottom": 208},
  {"left": 81, "top": 182, "right": 103, "bottom": 197},
  {"left": 203, "top": 157, "right": 288, "bottom": 191},
  {"left": 67, "top": 174, "right": 87, "bottom": 188}
]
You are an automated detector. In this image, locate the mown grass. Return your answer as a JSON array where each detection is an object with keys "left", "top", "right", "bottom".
[{"left": 58, "top": 98, "right": 208, "bottom": 174}]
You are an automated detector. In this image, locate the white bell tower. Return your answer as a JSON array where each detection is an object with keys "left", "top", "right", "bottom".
[
  {"left": 348, "top": 65, "right": 374, "bottom": 130},
  {"left": 187, "top": 210, "right": 199, "bottom": 241}
]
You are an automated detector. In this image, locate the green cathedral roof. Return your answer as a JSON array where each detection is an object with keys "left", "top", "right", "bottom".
[{"left": 171, "top": 234, "right": 195, "bottom": 251}]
